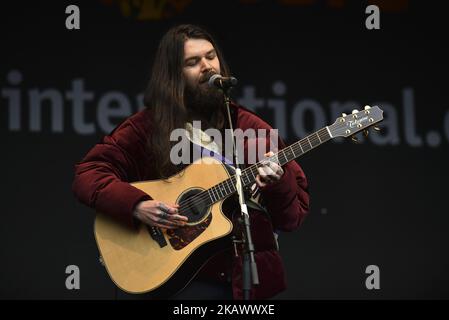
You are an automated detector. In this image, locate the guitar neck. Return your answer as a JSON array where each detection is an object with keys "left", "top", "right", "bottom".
[{"left": 206, "top": 126, "right": 332, "bottom": 204}]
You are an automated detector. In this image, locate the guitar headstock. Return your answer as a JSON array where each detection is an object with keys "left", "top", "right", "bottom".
[{"left": 328, "top": 105, "right": 384, "bottom": 139}]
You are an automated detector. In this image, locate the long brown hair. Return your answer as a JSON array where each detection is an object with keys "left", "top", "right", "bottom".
[{"left": 143, "top": 24, "right": 231, "bottom": 178}]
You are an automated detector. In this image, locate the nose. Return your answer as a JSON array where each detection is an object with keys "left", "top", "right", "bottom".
[{"left": 199, "top": 57, "right": 213, "bottom": 73}]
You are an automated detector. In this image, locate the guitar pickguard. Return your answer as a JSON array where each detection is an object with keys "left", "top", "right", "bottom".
[{"left": 166, "top": 214, "right": 212, "bottom": 250}]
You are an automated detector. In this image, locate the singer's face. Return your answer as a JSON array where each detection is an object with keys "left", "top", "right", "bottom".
[{"left": 183, "top": 38, "right": 221, "bottom": 90}]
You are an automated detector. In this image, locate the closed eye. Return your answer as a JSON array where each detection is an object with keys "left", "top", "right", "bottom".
[
  {"left": 185, "top": 58, "right": 199, "bottom": 67},
  {"left": 206, "top": 51, "right": 216, "bottom": 60},
  {"left": 184, "top": 49, "right": 216, "bottom": 67}
]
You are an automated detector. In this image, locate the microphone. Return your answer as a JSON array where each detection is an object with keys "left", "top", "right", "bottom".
[{"left": 208, "top": 74, "right": 238, "bottom": 90}]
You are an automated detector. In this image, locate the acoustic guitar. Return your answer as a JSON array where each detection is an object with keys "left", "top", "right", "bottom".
[{"left": 94, "top": 105, "right": 384, "bottom": 297}]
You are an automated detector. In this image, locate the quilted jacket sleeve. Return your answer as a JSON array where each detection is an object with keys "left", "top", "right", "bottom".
[{"left": 72, "top": 117, "right": 152, "bottom": 228}]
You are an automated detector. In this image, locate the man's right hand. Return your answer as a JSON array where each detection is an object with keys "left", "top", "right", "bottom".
[{"left": 133, "top": 200, "right": 188, "bottom": 229}]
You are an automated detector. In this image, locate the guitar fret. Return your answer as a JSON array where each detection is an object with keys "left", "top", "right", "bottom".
[
  {"left": 213, "top": 187, "right": 219, "bottom": 202},
  {"left": 318, "top": 128, "right": 330, "bottom": 143},
  {"left": 298, "top": 141, "right": 304, "bottom": 153},
  {"left": 306, "top": 137, "right": 313, "bottom": 148},
  {"left": 241, "top": 173, "right": 248, "bottom": 186},
  {"left": 218, "top": 184, "right": 224, "bottom": 198},
  {"left": 227, "top": 180, "right": 233, "bottom": 194},
  {"left": 283, "top": 149, "right": 289, "bottom": 162},
  {"left": 277, "top": 151, "right": 287, "bottom": 164},
  {"left": 280, "top": 150, "right": 287, "bottom": 164},
  {"left": 242, "top": 171, "right": 250, "bottom": 187},
  {"left": 250, "top": 167, "right": 257, "bottom": 182},
  {"left": 317, "top": 129, "right": 324, "bottom": 140},
  {"left": 215, "top": 184, "right": 221, "bottom": 200},
  {"left": 291, "top": 145, "right": 299, "bottom": 158},
  {"left": 223, "top": 181, "right": 230, "bottom": 195},
  {"left": 301, "top": 139, "right": 309, "bottom": 152},
  {"left": 215, "top": 186, "right": 220, "bottom": 200},
  {"left": 228, "top": 180, "right": 235, "bottom": 193},
  {"left": 316, "top": 132, "right": 322, "bottom": 143},
  {"left": 209, "top": 188, "right": 216, "bottom": 203},
  {"left": 231, "top": 176, "right": 236, "bottom": 189},
  {"left": 290, "top": 146, "right": 296, "bottom": 158}
]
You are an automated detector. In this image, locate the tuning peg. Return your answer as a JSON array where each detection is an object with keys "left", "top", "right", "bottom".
[
  {"left": 373, "top": 126, "right": 381, "bottom": 131},
  {"left": 363, "top": 129, "right": 369, "bottom": 137},
  {"left": 364, "top": 105, "right": 371, "bottom": 114},
  {"left": 351, "top": 135, "right": 359, "bottom": 143},
  {"left": 352, "top": 109, "right": 359, "bottom": 114},
  {"left": 342, "top": 113, "right": 347, "bottom": 117}
]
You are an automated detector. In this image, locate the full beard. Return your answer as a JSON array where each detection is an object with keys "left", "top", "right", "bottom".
[{"left": 184, "top": 77, "right": 226, "bottom": 130}]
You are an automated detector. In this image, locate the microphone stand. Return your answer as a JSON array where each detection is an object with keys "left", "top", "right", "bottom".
[{"left": 222, "top": 86, "right": 259, "bottom": 300}]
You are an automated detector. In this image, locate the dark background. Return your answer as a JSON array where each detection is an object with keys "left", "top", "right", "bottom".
[{"left": 1, "top": 0, "right": 448, "bottom": 299}]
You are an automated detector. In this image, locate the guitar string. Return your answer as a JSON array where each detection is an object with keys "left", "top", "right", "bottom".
[
  {"left": 177, "top": 147, "right": 319, "bottom": 214},
  {"left": 176, "top": 120, "right": 355, "bottom": 214},
  {"left": 176, "top": 127, "right": 332, "bottom": 214},
  {"left": 176, "top": 118, "right": 375, "bottom": 214},
  {"left": 175, "top": 124, "right": 342, "bottom": 214},
  {"left": 176, "top": 142, "right": 319, "bottom": 215}
]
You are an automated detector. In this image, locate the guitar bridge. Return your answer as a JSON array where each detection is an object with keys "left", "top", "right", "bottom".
[{"left": 148, "top": 226, "right": 167, "bottom": 248}]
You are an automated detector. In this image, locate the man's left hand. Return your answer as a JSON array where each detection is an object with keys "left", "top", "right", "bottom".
[{"left": 255, "top": 151, "right": 284, "bottom": 188}]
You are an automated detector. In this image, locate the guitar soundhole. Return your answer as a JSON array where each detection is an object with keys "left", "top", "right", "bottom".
[{"left": 178, "top": 188, "right": 210, "bottom": 225}]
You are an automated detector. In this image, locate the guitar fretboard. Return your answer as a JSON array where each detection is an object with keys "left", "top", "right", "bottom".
[{"left": 203, "top": 126, "right": 332, "bottom": 205}]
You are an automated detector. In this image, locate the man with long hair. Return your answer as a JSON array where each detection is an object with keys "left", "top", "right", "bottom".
[{"left": 72, "top": 24, "right": 310, "bottom": 300}]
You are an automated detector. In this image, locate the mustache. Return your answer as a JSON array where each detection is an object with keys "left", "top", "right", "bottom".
[{"left": 199, "top": 70, "right": 219, "bottom": 84}]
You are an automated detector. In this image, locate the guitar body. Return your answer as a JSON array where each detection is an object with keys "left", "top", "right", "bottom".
[{"left": 94, "top": 157, "right": 234, "bottom": 298}]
